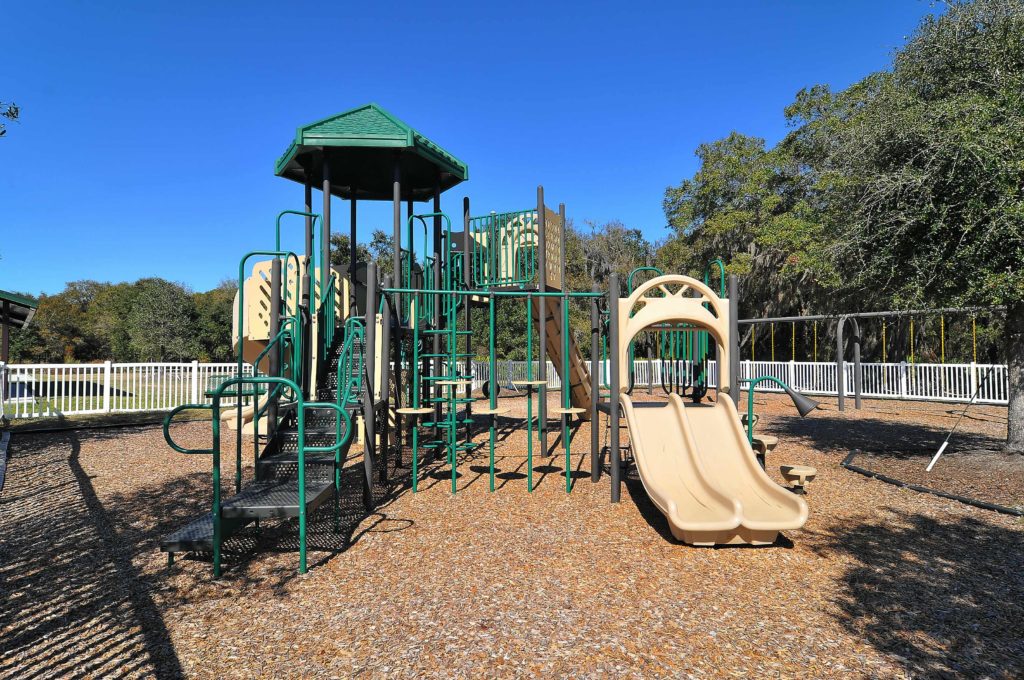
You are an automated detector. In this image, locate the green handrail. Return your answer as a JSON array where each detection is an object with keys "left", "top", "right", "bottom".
[
  {"left": 275, "top": 210, "right": 334, "bottom": 312},
  {"left": 237, "top": 249, "right": 302, "bottom": 493},
  {"left": 740, "top": 376, "right": 787, "bottom": 445},
  {"left": 163, "top": 404, "right": 214, "bottom": 454}
]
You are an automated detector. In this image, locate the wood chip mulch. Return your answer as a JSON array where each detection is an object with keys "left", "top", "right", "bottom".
[{"left": 1, "top": 393, "right": 1022, "bottom": 679}]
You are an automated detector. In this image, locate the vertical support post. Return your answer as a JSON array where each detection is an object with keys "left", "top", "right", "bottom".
[
  {"left": 350, "top": 189, "right": 358, "bottom": 309},
  {"left": 303, "top": 173, "right": 313, "bottom": 397},
  {"left": 391, "top": 156, "right": 403, "bottom": 446},
  {"left": 609, "top": 274, "right": 621, "bottom": 503},
  {"left": 431, "top": 177, "right": 442, "bottom": 438},
  {"left": 463, "top": 196, "right": 473, "bottom": 440},
  {"left": 590, "top": 286, "right": 600, "bottom": 482},
  {"left": 322, "top": 155, "right": 332, "bottom": 301},
  {"left": 364, "top": 262, "right": 380, "bottom": 485},
  {"left": 105, "top": 360, "right": 114, "bottom": 413},
  {"left": 268, "top": 258, "right": 281, "bottom": 435},
  {"left": 380, "top": 274, "right": 394, "bottom": 468},
  {"left": 559, "top": 202, "right": 568, "bottom": 450},
  {"left": 836, "top": 317, "right": 846, "bottom": 411},
  {"left": 363, "top": 263, "right": 378, "bottom": 505},
  {"left": 0, "top": 301, "right": 8, "bottom": 406},
  {"left": 852, "top": 318, "right": 863, "bottom": 409},
  {"left": 728, "top": 275, "right": 740, "bottom": 407},
  {"left": 536, "top": 186, "right": 547, "bottom": 456}
]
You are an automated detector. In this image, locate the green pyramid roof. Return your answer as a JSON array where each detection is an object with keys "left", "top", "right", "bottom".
[{"left": 275, "top": 104, "right": 468, "bottom": 201}]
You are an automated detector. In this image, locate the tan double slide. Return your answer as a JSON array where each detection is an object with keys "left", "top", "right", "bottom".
[{"left": 620, "top": 393, "right": 808, "bottom": 545}]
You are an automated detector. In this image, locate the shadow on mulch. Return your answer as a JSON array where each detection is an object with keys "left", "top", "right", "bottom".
[
  {"left": 818, "top": 509, "right": 1024, "bottom": 678},
  {"left": 0, "top": 423, "right": 187, "bottom": 679},
  {"left": 764, "top": 411, "right": 1003, "bottom": 457}
]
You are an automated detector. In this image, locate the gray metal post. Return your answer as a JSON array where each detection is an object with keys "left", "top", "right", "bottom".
[
  {"left": 852, "top": 317, "right": 862, "bottom": 409},
  {"left": 302, "top": 173, "right": 313, "bottom": 397},
  {"left": 590, "top": 285, "right": 600, "bottom": 482},
  {"left": 363, "top": 263, "right": 378, "bottom": 505},
  {"left": 380, "top": 275, "right": 394, "bottom": 467},
  {"left": 322, "top": 155, "right": 332, "bottom": 298},
  {"left": 559, "top": 202, "right": 568, "bottom": 443},
  {"left": 836, "top": 317, "right": 846, "bottom": 412},
  {"left": 1, "top": 301, "right": 9, "bottom": 403},
  {"left": 391, "top": 157, "right": 403, "bottom": 446},
  {"left": 268, "top": 259, "right": 281, "bottom": 436},
  {"left": 536, "top": 185, "right": 547, "bottom": 454},
  {"left": 609, "top": 274, "right": 621, "bottom": 503},
  {"left": 728, "top": 275, "right": 740, "bottom": 407},
  {"left": 350, "top": 189, "right": 358, "bottom": 311},
  {"left": 432, "top": 178, "right": 442, "bottom": 437},
  {"left": 463, "top": 196, "right": 473, "bottom": 439}
]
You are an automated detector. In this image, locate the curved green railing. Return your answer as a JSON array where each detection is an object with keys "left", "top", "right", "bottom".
[{"left": 162, "top": 375, "right": 352, "bottom": 577}]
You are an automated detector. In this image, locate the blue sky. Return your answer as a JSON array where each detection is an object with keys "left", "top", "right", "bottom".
[{"left": 2, "top": 1, "right": 937, "bottom": 295}]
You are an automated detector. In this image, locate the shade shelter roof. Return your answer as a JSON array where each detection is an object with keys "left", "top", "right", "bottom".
[
  {"left": 0, "top": 289, "right": 37, "bottom": 330},
  {"left": 274, "top": 103, "right": 468, "bottom": 201}
]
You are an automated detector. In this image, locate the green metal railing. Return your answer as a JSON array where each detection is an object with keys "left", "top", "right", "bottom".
[
  {"left": 163, "top": 375, "right": 353, "bottom": 577},
  {"left": 469, "top": 209, "right": 538, "bottom": 288}
]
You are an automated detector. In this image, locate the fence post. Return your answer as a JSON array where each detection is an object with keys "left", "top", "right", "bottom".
[
  {"left": 103, "top": 361, "right": 112, "bottom": 413},
  {"left": 899, "top": 361, "right": 907, "bottom": 400},
  {"left": 788, "top": 359, "right": 796, "bottom": 391},
  {"left": 970, "top": 361, "right": 978, "bottom": 397},
  {"left": 190, "top": 360, "right": 199, "bottom": 403}
]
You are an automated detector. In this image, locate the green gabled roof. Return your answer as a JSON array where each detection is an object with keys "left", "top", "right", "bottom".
[
  {"left": 0, "top": 289, "right": 38, "bottom": 330},
  {"left": 275, "top": 103, "right": 468, "bottom": 202}
]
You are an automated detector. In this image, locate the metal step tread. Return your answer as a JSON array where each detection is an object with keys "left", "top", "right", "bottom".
[
  {"left": 221, "top": 480, "right": 334, "bottom": 519},
  {"left": 259, "top": 449, "right": 340, "bottom": 466},
  {"left": 160, "top": 513, "right": 251, "bottom": 553}
]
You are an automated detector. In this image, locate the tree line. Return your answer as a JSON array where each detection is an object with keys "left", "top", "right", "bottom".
[{"left": 8, "top": 279, "right": 235, "bottom": 364}]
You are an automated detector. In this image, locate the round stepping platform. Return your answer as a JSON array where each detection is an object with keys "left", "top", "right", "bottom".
[
  {"left": 397, "top": 407, "right": 435, "bottom": 416},
  {"left": 780, "top": 464, "right": 817, "bottom": 493},
  {"left": 474, "top": 407, "right": 511, "bottom": 415},
  {"left": 512, "top": 380, "right": 547, "bottom": 386},
  {"left": 551, "top": 407, "right": 586, "bottom": 415},
  {"left": 752, "top": 435, "right": 779, "bottom": 455}
]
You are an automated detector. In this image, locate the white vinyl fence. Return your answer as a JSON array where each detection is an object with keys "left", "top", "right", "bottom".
[
  {"left": 1, "top": 358, "right": 1009, "bottom": 420},
  {"left": 466, "top": 359, "right": 1008, "bottom": 406},
  {"left": 1, "top": 361, "right": 254, "bottom": 419}
]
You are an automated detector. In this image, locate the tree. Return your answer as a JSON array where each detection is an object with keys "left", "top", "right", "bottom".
[
  {"left": 193, "top": 280, "right": 236, "bottom": 362},
  {"left": 783, "top": 0, "right": 1024, "bottom": 450},
  {"left": 659, "top": 133, "right": 828, "bottom": 351},
  {"left": 0, "top": 101, "right": 18, "bottom": 137},
  {"left": 127, "top": 279, "right": 199, "bottom": 361}
]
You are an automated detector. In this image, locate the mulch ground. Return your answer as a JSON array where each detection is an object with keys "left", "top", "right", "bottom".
[{"left": 1, "top": 392, "right": 1022, "bottom": 679}]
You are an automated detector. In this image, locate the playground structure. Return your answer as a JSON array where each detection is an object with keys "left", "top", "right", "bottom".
[{"left": 160, "top": 104, "right": 814, "bottom": 576}]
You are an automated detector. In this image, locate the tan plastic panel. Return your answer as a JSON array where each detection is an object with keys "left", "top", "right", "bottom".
[{"left": 617, "top": 275, "right": 731, "bottom": 393}]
